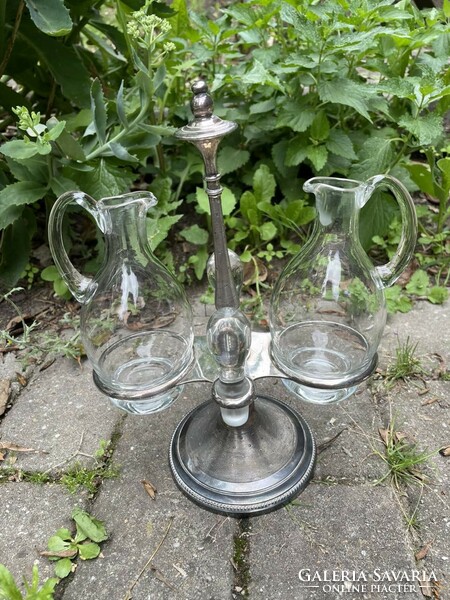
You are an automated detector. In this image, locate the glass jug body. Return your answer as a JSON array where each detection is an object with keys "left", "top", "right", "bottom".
[
  {"left": 270, "top": 176, "right": 417, "bottom": 403},
  {"left": 48, "top": 191, "right": 194, "bottom": 414}
]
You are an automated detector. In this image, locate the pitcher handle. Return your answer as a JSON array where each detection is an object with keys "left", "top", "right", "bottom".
[
  {"left": 365, "top": 175, "right": 417, "bottom": 289},
  {"left": 48, "top": 191, "right": 100, "bottom": 303}
]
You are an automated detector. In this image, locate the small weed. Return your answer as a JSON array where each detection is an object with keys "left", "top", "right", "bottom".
[
  {"left": 61, "top": 462, "right": 120, "bottom": 495},
  {"left": 373, "top": 420, "right": 436, "bottom": 489},
  {"left": 33, "top": 330, "right": 85, "bottom": 364},
  {"left": 0, "top": 467, "right": 16, "bottom": 483},
  {"left": 0, "top": 288, "right": 39, "bottom": 349},
  {"left": 438, "top": 370, "right": 450, "bottom": 382},
  {"left": 93, "top": 439, "right": 112, "bottom": 461},
  {"left": 22, "top": 471, "right": 53, "bottom": 485},
  {"left": 385, "top": 337, "right": 424, "bottom": 385},
  {"left": 0, "top": 564, "right": 57, "bottom": 600},
  {"left": 42, "top": 508, "right": 108, "bottom": 580}
]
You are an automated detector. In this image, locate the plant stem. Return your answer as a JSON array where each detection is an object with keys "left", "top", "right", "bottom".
[
  {"left": 0, "top": 0, "right": 24, "bottom": 78},
  {"left": 85, "top": 99, "right": 149, "bottom": 161}
]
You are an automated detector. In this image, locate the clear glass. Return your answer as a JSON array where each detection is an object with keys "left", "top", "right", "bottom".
[
  {"left": 48, "top": 191, "right": 194, "bottom": 413},
  {"left": 270, "top": 175, "right": 417, "bottom": 403}
]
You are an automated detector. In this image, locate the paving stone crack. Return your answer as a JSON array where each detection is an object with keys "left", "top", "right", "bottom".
[{"left": 232, "top": 516, "right": 251, "bottom": 599}]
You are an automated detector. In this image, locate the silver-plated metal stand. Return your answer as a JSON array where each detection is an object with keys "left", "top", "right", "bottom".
[{"left": 169, "top": 82, "right": 316, "bottom": 515}]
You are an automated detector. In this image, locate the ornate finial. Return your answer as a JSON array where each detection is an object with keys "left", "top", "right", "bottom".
[
  {"left": 175, "top": 80, "right": 237, "bottom": 142},
  {"left": 190, "top": 81, "right": 214, "bottom": 119}
]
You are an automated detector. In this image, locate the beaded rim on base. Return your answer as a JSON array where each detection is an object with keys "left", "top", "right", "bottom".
[{"left": 169, "top": 395, "right": 316, "bottom": 516}]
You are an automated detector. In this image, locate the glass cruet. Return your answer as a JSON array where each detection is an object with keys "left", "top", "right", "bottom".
[
  {"left": 48, "top": 191, "right": 194, "bottom": 414},
  {"left": 269, "top": 175, "right": 417, "bottom": 404}
]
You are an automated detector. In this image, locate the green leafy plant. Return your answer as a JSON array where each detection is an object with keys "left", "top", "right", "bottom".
[
  {"left": 1, "top": 0, "right": 449, "bottom": 312},
  {"left": 40, "top": 266, "right": 70, "bottom": 299},
  {"left": 0, "top": 564, "right": 57, "bottom": 600},
  {"left": 42, "top": 508, "right": 108, "bottom": 579},
  {"left": 405, "top": 269, "right": 449, "bottom": 304}
]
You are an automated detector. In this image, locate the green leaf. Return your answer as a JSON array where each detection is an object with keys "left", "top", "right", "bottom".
[
  {"left": 0, "top": 182, "right": 46, "bottom": 230},
  {"left": 24, "top": 0, "right": 72, "bottom": 36},
  {"left": 53, "top": 278, "right": 70, "bottom": 298},
  {"left": 404, "top": 162, "right": 435, "bottom": 197},
  {"left": 444, "top": 0, "right": 450, "bottom": 18},
  {"left": 0, "top": 564, "right": 22, "bottom": 600},
  {"left": 195, "top": 186, "right": 236, "bottom": 216},
  {"left": 350, "top": 136, "right": 395, "bottom": 179},
  {"left": 0, "top": 208, "right": 36, "bottom": 288},
  {"left": 49, "top": 176, "right": 79, "bottom": 198},
  {"left": 284, "top": 201, "right": 316, "bottom": 226},
  {"left": 54, "top": 558, "right": 73, "bottom": 579},
  {"left": 359, "top": 192, "right": 398, "bottom": 250},
  {"left": 240, "top": 191, "right": 258, "bottom": 225},
  {"left": 47, "top": 534, "right": 71, "bottom": 552},
  {"left": 179, "top": 225, "right": 209, "bottom": 245},
  {"left": 169, "top": 0, "right": 190, "bottom": 36},
  {"left": 253, "top": 164, "right": 276, "bottom": 204},
  {"left": 116, "top": 81, "right": 128, "bottom": 128},
  {"left": 109, "top": 142, "right": 138, "bottom": 163},
  {"left": 437, "top": 157, "right": 450, "bottom": 194},
  {"left": 54, "top": 528, "right": 72, "bottom": 541},
  {"left": 310, "top": 111, "right": 330, "bottom": 141},
  {"left": 306, "top": 145, "right": 328, "bottom": 172},
  {"left": 241, "top": 60, "right": 283, "bottom": 91},
  {"left": 276, "top": 102, "right": 316, "bottom": 132},
  {"left": 195, "top": 188, "right": 209, "bottom": 214},
  {"left": 90, "top": 79, "right": 107, "bottom": 145},
  {"left": 217, "top": 147, "right": 250, "bottom": 175},
  {"left": 406, "top": 270, "right": 430, "bottom": 295},
  {"left": 17, "top": 19, "right": 91, "bottom": 107},
  {"left": 1, "top": 140, "right": 39, "bottom": 160},
  {"left": 428, "top": 286, "right": 448, "bottom": 305},
  {"left": 259, "top": 221, "right": 277, "bottom": 241},
  {"left": 326, "top": 130, "right": 357, "bottom": 160},
  {"left": 385, "top": 286, "right": 413, "bottom": 314},
  {"left": 398, "top": 113, "right": 443, "bottom": 146},
  {"left": 45, "top": 119, "right": 66, "bottom": 141},
  {"left": 249, "top": 98, "right": 277, "bottom": 114},
  {"left": 72, "top": 508, "right": 108, "bottom": 543},
  {"left": 190, "top": 245, "right": 208, "bottom": 281},
  {"left": 147, "top": 214, "right": 181, "bottom": 251},
  {"left": 318, "top": 78, "right": 373, "bottom": 121},
  {"left": 285, "top": 136, "right": 309, "bottom": 167},
  {"left": 69, "top": 160, "right": 134, "bottom": 199},
  {"left": 78, "top": 542, "right": 101, "bottom": 560}
]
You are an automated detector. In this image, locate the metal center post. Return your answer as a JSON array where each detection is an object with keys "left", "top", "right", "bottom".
[{"left": 169, "top": 81, "right": 316, "bottom": 515}]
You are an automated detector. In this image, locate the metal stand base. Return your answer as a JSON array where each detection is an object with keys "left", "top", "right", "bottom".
[{"left": 169, "top": 395, "right": 316, "bottom": 515}]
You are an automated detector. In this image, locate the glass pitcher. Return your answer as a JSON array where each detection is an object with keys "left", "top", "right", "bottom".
[
  {"left": 48, "top": 191, "right": 194, "bottom": 414},
  {"left": 270, "top": 175, "right": 417, "bottom": 404}
]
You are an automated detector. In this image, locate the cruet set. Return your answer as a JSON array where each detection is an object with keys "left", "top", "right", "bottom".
[{"left": 48, "top": 81, "right": 417, "bottom": 514}]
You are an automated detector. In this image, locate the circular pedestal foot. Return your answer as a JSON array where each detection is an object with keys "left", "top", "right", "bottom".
[
  {"left": 282, "top": 379, "right": 357, "bottom": 405},
  {"left": 169, "top": 395, "right": 316, "bottom": 515}
]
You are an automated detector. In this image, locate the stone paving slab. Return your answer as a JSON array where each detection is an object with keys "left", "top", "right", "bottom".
[
  {"left": 382, "top": 380, "right": 450, "bottom": 590},
  {"left": 379, "top": 301, "right": 450, "bottom": 370},
  {"left": 61, "top": 382, "right": 236, "bottom": 600},
  {"left": 249, "top": 483, "right": 425, "bottom": 600},
  {"left": 255, "top": 379, "right": 385, "bottom": 482},
  {"left": 0, "top": 483, "right": 82, "bottom": 586},
  {"left": 1, "top": 298, "right": 449, "bottom": 600},
  {"left": 0, "top": 358, "right": 119, "bottom": 472},
  {"left": 375, "top": 302, "right": 450, "bottom": 592}
]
